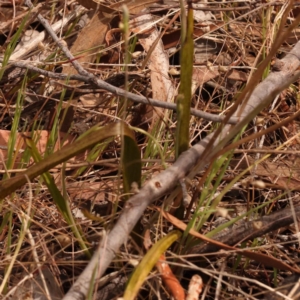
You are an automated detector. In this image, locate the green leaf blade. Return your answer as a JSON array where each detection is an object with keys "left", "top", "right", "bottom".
[{"left": 123, "top": 230, "right": 182, "bottom": 300}]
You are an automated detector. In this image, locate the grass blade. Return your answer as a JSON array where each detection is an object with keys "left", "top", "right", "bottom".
[
  {"left": 0, "top": 122, "right": 139, "bottom": 199},
  {"left": 123, "top": 230, "right": 182, "bottom": 300}
]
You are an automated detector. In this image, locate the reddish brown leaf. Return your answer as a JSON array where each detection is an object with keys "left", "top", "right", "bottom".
[{"left": 156, "top": 254, "right": 185, "bottom": 300}]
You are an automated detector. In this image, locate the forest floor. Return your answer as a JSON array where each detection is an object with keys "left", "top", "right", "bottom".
[{"left": 1, "top": 0, "right": 300, "bottom": 299}]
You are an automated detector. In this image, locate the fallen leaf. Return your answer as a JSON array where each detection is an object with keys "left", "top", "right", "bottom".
[
  {"left": 0, "top": 129, "right": 78, "bottom": 170},
  {"left": 61, "top": 11, "right": 111, "bottom": 79},
  {"left": 131, "top": 12, "right": 176, "bottom": 126},
  {"left": 156, "top": 254, "right": 185, "bottom": 300}
]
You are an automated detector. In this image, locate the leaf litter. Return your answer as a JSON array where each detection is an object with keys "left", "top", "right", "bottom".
[{"left": 1, "top": 0, "right": 300, "bottom": 299}]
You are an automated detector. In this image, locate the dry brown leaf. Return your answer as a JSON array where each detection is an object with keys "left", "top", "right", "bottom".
[
  {"left": 131, "top": 13, "right": 176, "bottom": 126},
  {"left": 156, "top": 254, "right": 185, "bottom": 300},
  {"left": 270, "top": 176, "right": 300, "bottom": 190},
  {"left": 227, "top": 69, "right": 248, "bottom": 82},
  {"left": 63, "top": 0, "right": 158, "bottom": 81},
  {"left": 192, "top": 67, "right": 219, "bottom": 93},
  {"left": 67, "top": 181, "right": 117, "bottom": 202},
  {"left": 232, "top": 156, "right": 300, "bottom": 190},
  {"left": 61, "top": 11, "right": 111, "bottom": 78},
  {"left": 0, "top": 130, "right": 80, "bottom": 169}
]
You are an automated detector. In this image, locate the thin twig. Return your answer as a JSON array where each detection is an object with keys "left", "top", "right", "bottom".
[{"left": 3, "top": 60, "right": 239, "bottom": 124}]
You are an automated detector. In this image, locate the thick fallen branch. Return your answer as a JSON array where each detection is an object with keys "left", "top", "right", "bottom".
[{"left": 188, "top": 204, "right": 300, "bottom": 255}]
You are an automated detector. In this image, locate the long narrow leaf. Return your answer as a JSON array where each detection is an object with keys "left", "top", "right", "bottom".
[
  {"left": 25, "top": 137, "right": 90, "bottom": 257},
  {"left": 123, "top": 230, "right": 182, "bottom": 300},
  {"left": 176, "top": 6, "right": 194, "bottom": 158},
  {"left": 123, "top": 135, "right": 141, "bottom": 195},
  {"left": 0, "top": 122, "right": 139, "bottom": 199}
]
